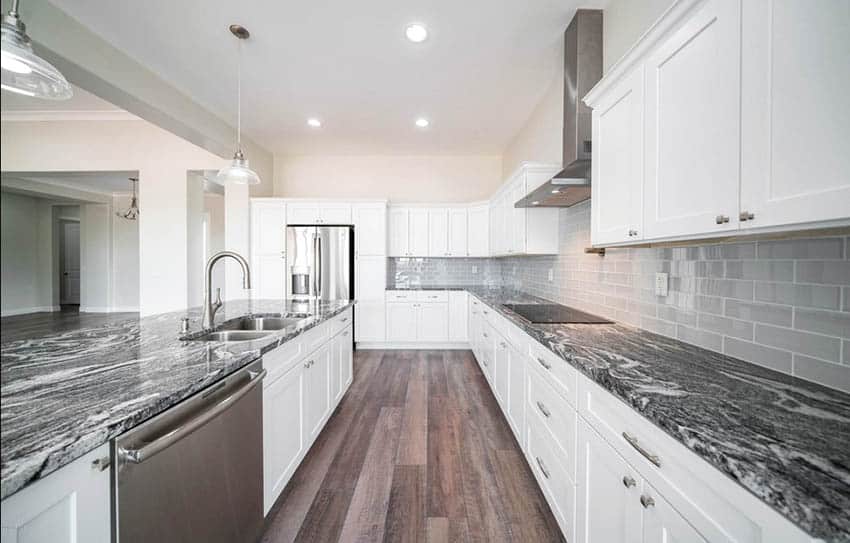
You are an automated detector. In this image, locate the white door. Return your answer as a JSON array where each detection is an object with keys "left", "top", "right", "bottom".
[
  {"left": 510, "top": 178, "right": 527, "bottom": 253},
  {"left": 61, "top": 222, "right": 81, "bottom": 304},
  {"left": 577, "top": 419, "right": 642, "bottom": 543},
  {"left": 304, "top": 342, "right": 330, "bottom": 440},
  {"left": 448, "top": 291, "right": 468, "bottom": 342},
  {"left": 739, "top": 0, "right": 850, "bottom": 229},
  {"left": 286, "top": 203, "right": 321, "bottom": 225},
  {"left": 428, "top": 208, "right": 449, "bottom": 257},
  {"left": 417, "top": 303, "right": 449, "bottom": 342},
  {"left": 642, "top": 482, "right": 707, "bottom": 543},
  {"left": 387, "top": 302, "right": 417, "bottom": 341},
  {"left": 388, "top": 208, "right": 409, "bottom": 257},
  {"left": 643, "top": 0, "right": 741, "bottom": 240},
  {"left": 353, "top": 204, "right": 386, "bottom": 256},
  {"left": 506, "top": 344, "right": 525, "bottom": 439},
  {"left": 262, "top": 365, "right": 304, "bottom": 514},
  {"left": 319, "top": 203, "right": 352, "bottom": 225},
  {"left": 467, "top": 204, "right": 489, "bottom": 256},
  {"left": 447, "top": 208, "right": 468, "bottom": 257},
  {"left": 409, "top": 209, "right": 430, "bottom": 257},
  {"left": 592, "top": 67, "right": 645, "bottom": 245}
]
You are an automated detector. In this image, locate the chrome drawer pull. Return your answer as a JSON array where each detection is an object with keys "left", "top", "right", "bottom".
[
  {"left": 536, "top": 357, "right": 552, "bottom": 370},
  {"left": 622, "top": 475, "right": 636, "bottom": 488},
  {"left": 622, "top": 432, "right": 661, "bottom": 467},
  {"left": 536, "top": 401, "right": 551, "bottom": 418},
  {"left": 500, "top": 342, "right": 507, "bottom": 349},
  {"left": 483, "top": 332, "right": 489, "bottom": 338},
  {"left": 341, "top": 317, "right": 348, "bottom": 322},
  {"left": 640, "top": 495, "right": 655, "bottom": 509},
  {"left": 535, "top": 456, "right": 550, "bottom": 479}
]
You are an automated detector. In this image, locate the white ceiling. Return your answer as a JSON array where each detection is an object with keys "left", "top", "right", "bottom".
[
  {"left": 47, "top": 0, "right": 598, "bottom": 155},
  {"left": 1, "top": 84, "right": 121, "bottom": 112}
]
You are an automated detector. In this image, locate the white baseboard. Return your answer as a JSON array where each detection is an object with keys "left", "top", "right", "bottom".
[
  {"left": 110, "top": 306, "right": 140, "bottom": 313},
  {"left": 79, "top": 306, "right": 139, "bottom": 313},
  {"left": 1, "top": 305, "right": 61, "bottom": 317},
  {"left": 356, "top": 341, "right": 471, "bottom": 350}
]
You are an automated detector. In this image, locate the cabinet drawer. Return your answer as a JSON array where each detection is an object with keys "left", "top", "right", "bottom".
[
  {"left": 329, "top": 307, "right": 352, "bottom": 336},
  {"left": 527, "top": 411, "right": 576, "bottom": 542},
  {"left": 527, "top": 366, "right": 577, "bottom": 479},
  {"left": 386, "top": 290, "right": 415, "bottom": 302},
  {"left": 300, "top": 321, "right": 330, "bottom": 355},
  {"left": 263, "top": 336, "right": 304, "bottom": 384},
  {"left": 415, "top": 290, "right": 448, "bottom": 302},
  {"left": 528, "top": 340, "right": 577, "bottom": 408}
]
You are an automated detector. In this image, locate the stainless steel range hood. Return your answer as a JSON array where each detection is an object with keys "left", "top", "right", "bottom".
[{"left": 516, "top": 9, "right": 602, "bottom": 208}]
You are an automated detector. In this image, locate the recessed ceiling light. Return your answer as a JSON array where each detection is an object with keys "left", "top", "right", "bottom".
[
  {"left": 415, "top": 117, "right": 430, "bottom": 128},
  {"left": 307, "top": 118, "right": 322, "bottom": 128},
  {"left": 405, "top": 23, "right": 428, "bottom": 43}
]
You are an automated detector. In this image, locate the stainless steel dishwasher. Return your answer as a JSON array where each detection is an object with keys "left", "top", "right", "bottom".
[{"left": 113, "top": 359, "right": 266, "bottom": 543}]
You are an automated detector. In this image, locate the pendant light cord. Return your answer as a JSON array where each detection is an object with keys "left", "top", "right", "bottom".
[{"left": 237, "top": 38, "right": 242, "bottom": 152}]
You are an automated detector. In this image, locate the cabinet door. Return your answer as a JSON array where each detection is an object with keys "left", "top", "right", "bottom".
[
  {"left": 388, "top": 208, "right": 409, "bottom": 257},
  {"left": 355, "top": 301, "right": 386, "bottom": 343},
  {"left": 287, "top": 203, "right": 321, "bottom": 225},
  {"left": 447, "top": 208, "right": 468, "bottom": 256},
  {"left": 251, "top": 200, "right": 286, "bottom": 254},
  {"left": 353, "top": 204, "right": 386, "bottom": 256},
  {"left": 387, "top": 302, "right": 418, "bottom": 341},
  {"left": 263, "top": 365, "right": 304, "bottom": 514},
  {"left": 254, "top": 254, "right": 286, "bottom": 299},
  {"left": 506, "top": 345, "right": 525, "bottom": 440},
  {"left": 643, "top": 0, "right": 741, "bottom": 240},
  {"left": 0, "top": 444, "right": 110, "bottom": 543},
  {"left": 417, "top": 303, "right": 449, "bottom": 342},
  {"left": 304, "top": 343, "right": 330, "bottom": 440},
  {"left": 409, "top": 209, "right": 430, "bottom": 257},
  {"left": 355, "top": 255, "right": 386, "bottom": 301},
  {"left": 576, "top": 419, "right": 642, "bottom": 543},
  {"left": 467, "top": 204, "right": 489, "bottom": 256},
  {"left": 319, "top": 203, "right": 352, "bottom": 225},
  {"left": 448, "top": 291, "right": 469, "bottom": 342},
  {"left": 340, "top": 326, "right": 353, "bottom": 389},
  {"left": 739, "top": 0, "right": 850, "bottom": 229},
  {"left": 642, "top": 482, "right": 707, "bottom": 543},
  {"left": 330, "top": 335, "right": 342, "bottom": 405},
  {"left": 592, "top": 67, "right": 645, "bottom": 245},
  {"left": 428, "top": 208, "right": 449, "bottom": 257},
  {"left": 494, "top": 338, "right": 509, "bottom": 405},
  {"left": 510, "top": 178, "right": 527, "bottom": 253}
]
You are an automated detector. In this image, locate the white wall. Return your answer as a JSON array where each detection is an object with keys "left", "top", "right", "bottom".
[
  {"left": 274, "top": 155, "right": 502, "bottom": 203},
  {"left": 79, "top": 203, "right": 112, "bottom": 312},
  {"left": 501, "top": 75, "right": 564, "bottom": 179},
  {"left": 0, "top": 192, "right": 54, "bottom": 316},
  {"left": 602, "top": 0, "right": 674, "bottom": 72},
  {"left": 186, "top": 176, "right": 205, "bottom": 308},
  {"left": 111, "top": 194, "right": 140, "bottom": 311}
]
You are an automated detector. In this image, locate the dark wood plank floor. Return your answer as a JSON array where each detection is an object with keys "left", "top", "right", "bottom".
[
  {"left": 0, "top": 306, "right": 139, "bottom": 343},
  {"left": 261, "top": 349, "right": 564, "bottom": 543}
]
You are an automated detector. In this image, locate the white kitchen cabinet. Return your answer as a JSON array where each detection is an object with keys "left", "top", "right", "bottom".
[
  {"left": 447, "top": 208, "right": 468, "bottom": 257},
  {"left": 388, "top": 207, "right": 410, "bottom": 257},
  {"left": 510, "top": 178, "right": 527, "bottom": 254},
  {"left": 417, "top": 302, "right": 449, "bottom": 342},
  {"left": 352, "top": 203, "right": 386, "bottom": 256},
  {"left": 642, "top": 482, "right": 707, "bottom": 543},
  {"left": 467, "top": 204, "right": 489, "bottom": 256},
  {"left": 591, "top": 67, "right": 645, "bottom": 245},
  {"left": 304, "top": 342, "right": 330, "bottom": 441},
  {"left": 643, "top": 0, "right": 741, "bottom": 240},
  {"left": 262, "top": 363, "right": 304, "bottom": 515},
  {"left": 506, "top": 343, "right": 525, "bottom": 441},
  {"left": 428, "top": 208, "right": 449, "bottom": 257},
  {"left": 286, "top": 202, "right": 352, "bottom": 225},
  {"left": 0, "top": 444, "right": 110, "bottom": 543},
  {"left": 488, "top": 164, "right": 560, "bottom": 256},
  {"left": 286, "top": 202, "right": 321, "bottom": 225},
  {"left": 340, "top": 326, "right": 353, "bottom": 389},
  {"left": 386, "top": 302, "right": 418, "bottom": 342},
  {"left": 355, "top": 301, "right": 386, "bottom": 343},
  {"left": 448, "top": 291, "right": 468, "bottom": 342},
  {"left": 409, "top": 209, "right": 430, "bottom": 257},
  {"left": 354, "top": 253, "right": 386, "bottom": 343},
  {"left": 330, "top": 334, "right": 342, "bottom": 404},
  {"left": 527, "top": 410, "right": 577, "bottom": 541},
  {"left": 494, "top": 337, "right": 509, "bottom": 405},
  {"left": 250, "top": 199, "right": 287, "bottom": 299},
  {"left": 739, "top": 0, "right": 850, "bottom": 230}
]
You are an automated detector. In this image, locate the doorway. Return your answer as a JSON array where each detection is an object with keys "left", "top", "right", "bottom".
[{"left": 60, "top": 219, "right": 81, "bottom": 305}]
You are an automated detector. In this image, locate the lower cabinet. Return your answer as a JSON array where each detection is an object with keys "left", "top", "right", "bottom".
[
  {"left": 263, "top": 362, "right": 305, "bottom": 515},
  {"left": 386, "top": 301, "right": 448, "bottom": 342},
  {"left": 304, "top": 342, "right": 331, "bottom": 441},
  {"left": 0, "top": 444, "right": 111, "bottom": 543}
]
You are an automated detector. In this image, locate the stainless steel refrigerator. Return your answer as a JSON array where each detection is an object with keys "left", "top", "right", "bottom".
[{"left": 285, "top": 225, "right": 354, "bottom": 302}]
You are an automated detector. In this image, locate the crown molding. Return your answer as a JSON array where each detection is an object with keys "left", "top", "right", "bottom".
[{"left": 0, "top": 110, "right": 141, "bottom": 122}]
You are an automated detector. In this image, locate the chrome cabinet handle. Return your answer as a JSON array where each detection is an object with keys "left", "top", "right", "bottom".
[
  {"left": 622, "top": 475, "right": 636, "bottom": 488},
  {"left": 715, "top": 214, "right": 730, "bottom": 224},
  {"left": 342, "top": 332, "right": 349, "bottom": 337},
  {"left": 535, "top": 456, "right": 550, "bottom": 479},
  {"left": 341, "top": 317, "right": 348, "bottom": 322},
  {"left": 500, "top": 341, "right": 507, "bottom": 349},
  {"left": 483, "top": 332, "right": 489, "bottom": 338},
  {"left": 119, "top": 368, "right": 267, "bottom": 464},
  {"left": 622, "top": 432, "right": 661, "bottom": 467},
  {"left": 536, "top": 401, "right": 551, "bottom": 418},
  {"left": 536, "top": 357, "right": 552, "bottom": 370},
  {"left": 91, "top": 456, "right": 111, "bottom": 472},
  {"left": 482, "top": 359, "right": 488, "bottom": 367},
  {"left": 628, "top": 229, "right": 638, "bottom": 237},
  {"left": 640, "top": 495, "right": 655, "bottom": 508},
  {"left": 739, "top": 210, "right": 755, "bottom": 221}
]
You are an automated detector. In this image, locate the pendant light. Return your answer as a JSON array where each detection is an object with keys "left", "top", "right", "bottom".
[
  {"left": 116, "top": 177, "right": 140, "bottom": 221},
  {"left": 216, "top": 24, "right": 261, "bottom": 186},
  {"left": 1, "top": 0, "right": 72, "bottom": 100}
]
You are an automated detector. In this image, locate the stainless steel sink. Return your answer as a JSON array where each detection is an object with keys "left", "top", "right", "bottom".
[
  {"left": 220, "top": 317, "right": 302, "bottom": 331},
  {"left": 195, "top": 330, "right": 274, "bottom": 342}
]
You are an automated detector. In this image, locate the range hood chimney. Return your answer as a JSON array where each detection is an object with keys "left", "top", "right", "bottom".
[{"left": 516, "top": 9, "right": 602, "bottom": 208}]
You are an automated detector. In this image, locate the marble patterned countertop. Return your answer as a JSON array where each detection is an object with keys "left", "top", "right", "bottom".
[
  {"left": 0, "top": 298, "right": 353, "bottom": 501},
  {"left": 389, "top": 285, "right": 850, "bottom": 540}
]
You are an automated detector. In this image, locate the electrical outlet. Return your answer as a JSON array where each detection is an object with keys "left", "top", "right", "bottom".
[
  {"left": 548, "top": 268, "right": 554, "bottom": 281},
  {"left": 655, "top": 272, "right": 669, "bottom": 297}
]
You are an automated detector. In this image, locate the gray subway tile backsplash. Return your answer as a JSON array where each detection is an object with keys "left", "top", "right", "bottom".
[{"left": 386, "top": 201, "right": 849, "bottom": 391}]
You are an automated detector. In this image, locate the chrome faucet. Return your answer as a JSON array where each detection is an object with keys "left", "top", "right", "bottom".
[{"left": 202, "top": 251, "right": 252, "bottom": 329}]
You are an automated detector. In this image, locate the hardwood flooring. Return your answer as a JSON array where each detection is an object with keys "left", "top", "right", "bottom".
[
  {"left": 0, "top": 306, "right": 139, "bottom": 343},
  {"left": 261, "top": 349, "right": 564, "bottom": 543}
]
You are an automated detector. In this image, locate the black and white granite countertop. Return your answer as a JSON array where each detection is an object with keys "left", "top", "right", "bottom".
[
  {"left": 0, "top": 298, "right": 353, "bottom": 501},
  {"left": 387, "top": 284, "right": 470, "bottom": 291},
  {"left": 463, "top": 286, "right": 850, "bottom": 541}
]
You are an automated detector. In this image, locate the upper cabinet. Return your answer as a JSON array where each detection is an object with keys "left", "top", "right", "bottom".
[
  {"left": 490, "top": 163, "right": 560, "bottom": 256},
  {"left": 286, "top": 202, "right": 352, "bottom": 225},
  {"left": 352, "top": 203, "right": 386, "bottom": 256},
  {"left": 585, "top": 0, "right": 850, "bottom": 247},
  {"left": 251, "top": 199, "right": 287, "bottom": 299},
  {"left": 467, "top": 204, "right": 490, "bottom": 257},
  {"left": 389, "top": 206, "right": 470, "bottom": 257},
  {"left": 447, "top": 208, "right": 469, "bottom": 257},
  {"left": 428, "top": 208, "right": 450, "bottom": 257},
  {"left": 388, "top": 207, "right": 429, "bottom": 257}
]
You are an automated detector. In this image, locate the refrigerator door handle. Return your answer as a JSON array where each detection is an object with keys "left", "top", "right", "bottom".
[{"left": 316, "top": 235, "right": 323, "bottom": 299}]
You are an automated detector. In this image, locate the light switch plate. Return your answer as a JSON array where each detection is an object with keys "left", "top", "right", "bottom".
[{"left": 655, "top": 272, "right": 669, "bottom": 297}]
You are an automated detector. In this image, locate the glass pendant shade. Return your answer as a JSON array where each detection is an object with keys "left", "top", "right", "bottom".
[
  {"left": 216, "top": 150, "right": 261, "bottom": 185},
  {"left": 1, "top": 9, "right": 72, "bottom": 100}
]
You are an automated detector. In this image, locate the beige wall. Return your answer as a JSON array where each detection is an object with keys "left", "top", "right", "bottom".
[
  {"left": 274, "top": 155, "right": 502, "bottom": 203},
  {"left": 602, "top": 0, "right": 674, "bottom": 72},
  {"left": 501, "top": 74, "right": 564, "bottom": 179}
]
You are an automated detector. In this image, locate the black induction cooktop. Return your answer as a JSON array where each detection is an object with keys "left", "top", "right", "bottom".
[{"left": 502, "top": 304, "right": 613, "bottom": 324}]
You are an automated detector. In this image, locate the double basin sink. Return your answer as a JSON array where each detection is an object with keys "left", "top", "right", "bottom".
[{"left": 191, "top": 315, "right": 307, "bottom": 342}]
